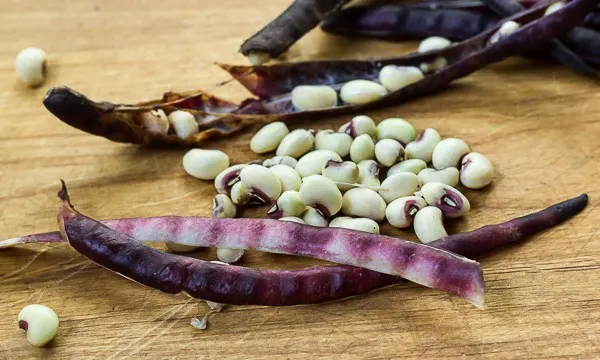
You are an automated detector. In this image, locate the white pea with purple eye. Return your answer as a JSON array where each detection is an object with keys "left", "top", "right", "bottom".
[
  {"left": 414, "top": 206, "right": 448, "bottom": 243},
  {"left": 460, "top": 152, "right": 494, "bottom": 189},
  {"left": 18, "top": 304, "right": 59, "bottom": 347},
  {"left": 415, "top": 182, "right": 470, "bottom": 218},
  {"left": 385, "top": 196, "right": 428, "bottom": 228}
]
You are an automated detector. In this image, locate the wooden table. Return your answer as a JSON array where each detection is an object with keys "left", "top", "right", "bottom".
[{"left": 1, "top": 0, "right": 599, "bottom": 358}]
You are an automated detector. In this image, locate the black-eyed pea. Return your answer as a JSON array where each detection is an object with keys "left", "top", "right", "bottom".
[
  {"left": 375, "top": 138, "right": 405, "bottom": 167},
  {"left": 315, "top": 130, "right": 353, "bottom": 157},
  {"left": 341, "top": 188, "right": 386, "bottom": 221},
  {"left": 431, "top": 138, "right": 470, "bottom": 169},
  {"left": 489, "top": 21, "right": 521, "bottom": 44},
  {"left": 418, "top": 36, "right": 451, "bottom": 73},
  {"left": 405, "top": 128, "right": 441, "bottom": 163},
  {"left": 460, "top": 152, "right": 494, "bottom": 189},
  {"left": 212, "top": 194, "right": 237, "bottom": 218},
  {"left": 16, "top": 48, "right": 47, "bottom": 87},
  {"left": 262, "top": 155, "right": 298, "bottom": 168},
  {"left": 387, "top": 159, "right": 428, "bottom": 177},
  {"left": 279, "top": 216, "right": 306, "bottom": 224},
  {"left": 183, "top": 149, "right": 230, "bottom": 180},
  {"left": 267, "top": 191, "right": 306, "bottom": 219},
  {"left": 250, "top": 122, "right": 290, "bottom": 154},
  {"left": 276, "top": 129, "right": 315, "bottom": 158},
  {"left": 291, "top": 85, "right": 338, "bottom": 111},
  {"left": 545, "top": 1, "right": 565, "bottom": 15},
  {"left": 299, "top": 175, "right": 342, "bottom": 217},
  {"left": 168, "top": 110, "right": 199, "bottom": 139},
  {"left": 338, "top": 115, "right": 377, "bottom": 137},
  {"left": 18, "top": 304, "right": 59, "bottom": 347},
  {"left": 375, "top": 118, "right": 416, "bottom": 144},
  {"left": 350, "top": 134, "right": 375, "bottom": 163},
  {"left": 385, "top": 196, "right": 428, "bottom": 228},
  {"left": 296, "top": 150, "right": 343, "bottom": 178},
  {"left": 269, "top": 164, "right": 302, "bottom": 192},
  {"left": 322, "top": 160, "right": 359, "bottom": 191},
  {"left": 414, "top": 206, "right": 448, "bottom": 243},
  {"left": 239, "top": 165, "right": 282, "bottom": 204},
  {"left": 301, "top": 207, "right": 329, "bottom": 227},
  {"left": 214, "top": 164, "right": 247, "bottom": 194},
  {"left": 216, "top": 248, "right": 245, "bottom": 264},
  {"left": 247, "top": 51, "right": 270, "bottom": 66},
  {"left": 139, "top": 109, "right": 169, "bottom": 135},
  {"left": 329, "top": 217, "right": 380, "bottom": 234},
  {"left": 418, "top": 167, "right": 460, "bottom": 187},
  {"left": 415, "top": 182, "right": 470, "bottom": 218},
  {"left": 357, "top": 160, "right": 381, "bottom": 186},
  {"left": 340, "top": 80, "right": 387, "bottom": 105},
  {"left": 379, "top": 65, "right": 424, "bottom": 92},
  {"left": 378, "top": 173, "right": 422, "bottom": 203}
]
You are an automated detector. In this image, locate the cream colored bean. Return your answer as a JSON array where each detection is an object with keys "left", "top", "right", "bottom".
[
  {"left": 418, "top": 167, "right": 459, "bottom": 187},
  {"left": 276, "top": 129, "right": 315, "bottom": 158},
  {"left": 489, "top": 21, "right": 521, "bottom": 44},
  {"left": 329, "top": 217, "right": 380, "bottom": 234},
  {"left": 387, "top": 159, "right": 427, "bottom": 177},
  {"left": 379, "top": 65, "right": 424, "bottom": 92},
  {"left": 350, "top": 134, "right": 375, "bottom": 163},
  {"left": 16, "top": 48, "right": 47, "bottom": 87},
  {"left": 269, "top": 164, "right": 302, "bottom": 192},
  {"left": 315, "top": 130, "right": 353, "bottom": 157},
  {"left": 247, "top": 51, "right": 270, "bottom": 66},
  {"left": 460, "top": 152, "right": 494, "bottom": 189},
  {"left": 322, "top": 160, "right": 359, "bottom": 191},
  {"left": 267, "top": 191, "right": 306, "bottom": 218},
  {"left": 414, "top": 206, "right": 448, "bottom": 243},
  {"left": 212, "top": 194, "right": 237, "bottom": 218},
  {"left": 420, "top": 57, "right": 448, "bottom": 73},
  {"left": 378, "top": 173, "right": 422, "bottom": 203},
  {"left": 168, "top": 110, "right": 199, "bottom": 139},
  {"left": 239, "top": 165, "right": 282, "bottom": 203},
  {"left": 385, "top": 196, "right": 428, "bottom": 228},
  {"left": 140, "top": 109, "right": 169, "bottom": 135},
  {"left": 301, "top": 207, "right": 329, "bottom": 227},
  {"left": 415, "top": 182, "right": 470, "bottom": 218},
  {"left": 545, "top": 1, "right": 565, "bottom": 15},
  {"left": 338, "top": 115, "right": 377, "bottom": 137},
  {"left": 375, "top": 138, "right": 405, "bottom": 167},
  {"left": 299, "top": 175, "right": 342, "bottom": 217},
  {"left": 341, "top": 188, "right": 386, "bottom": 221},
  {"left": 183, "top": 149, "right": 230, "bottom": 180},
  {"left": 432, "top": 138, "right": 470, "bottom": 169},
  {"left": 216, "top": 248, "right": 245, "bottom": 264},
  {"left": 250, "top": 122, "right": 290, "bottom": 154},
  {"left": 375, "top": 118, "right": 416, "bottom": 144},
  {"left": 418, "top": 36, "right": 452, "bottom": 53},
  {"left": 405, "top": 128, "right": 441, "bottom": 163},
  {"left": 295, "top": 150, "right": 342, "bottom": 178},
  {"left": 340, "top": 80, "right": 387, "bottom": 105},
  {"left": 18, "top": 304, "right": 59, "bottom": 347},
  {"left": 263, "top": 155, "right": 297, "bottom": 168},
  {"left": 230, "top": 180, "right": 251, "bottom": 205},
  {"left": 279, "top": 216, "right": 306, "bottom": 224},
  {"left": 291, "top": 85, "right": 338, "bottom": 111},
  {"left": 357, "top": 160, "right": 381, "bottom": 186},
  {"left": 214, "top": 164, "right": 247, "bottom": 194}
]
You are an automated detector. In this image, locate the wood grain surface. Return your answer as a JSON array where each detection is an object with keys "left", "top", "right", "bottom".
[{"left": 1, "top": 0, "right": 599, "bottom": 359}]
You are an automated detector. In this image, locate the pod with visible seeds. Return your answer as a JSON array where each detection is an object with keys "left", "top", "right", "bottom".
[
  {"left": 18, "top": 304, "right": 59, "bottom": 347},
  {"left": 212, "top": 194, "right": 237, "bottom": 218},
  {"left": 379, "top": 65, "right": 424, "bottom": 92},
  {"left": 168, "top": 110, "right": 199, "bottom": 139},
  {"left": 385, "top": 196, "right": 428, "bottom": 228},
  {"left": 262, "top": 156, "right": 297, "bottom": 168},
  {"left": 139, "top": 109, "right": 169, "bottom": 135},
  {"left": 378, "top": 173, "right": 422, "bottom": 203},
  {"left": 269, "top": 164, "right": 301, "bottom": 192},
  {"left": 214, "top": 164, "right": 247, "bottom": 194},
  {"left": 357, "top": 160, "right": 380, "bottom": 186},
  {"left": 415, "top": 182, "right": 470, "bottom": 218},
  {"left": 295, "top": 150, "right": 342, "bottom": 178},
  {"left": 460, "top": 152, "right": 494, "bottom": 189},
  {"left": 239, "top": 165, "right": 282, "bottom": 204},
  {"left": 329, "top": 217, "right": 380, "bottom": 234},
  {"left": 432, "top": 138, "right": 470, "bottom": 170},
  {"left": 405, "top": 128, "right": 442, "bottom": 163},
  {"left": 375, "top": 139, "right": 405, "bottom": 167},
  {"left": 301, "top": 207, "right": 329, "bottom": 227},
  {"left": 279, "top": 216, "right": 306, "bottom": 224},
  {"left": 418, "top": 37, "right": 451, "bottom": 73},
  {"left": 322, "top": 160, "right": 359, "bottom": 191},
  {"left": 340, "top": 80, "right": 387, "bottom": 105},
  {"left": 414, "top": 206, "right": 448, "bottom": 243},
  {"left": 250, "top": 122, "right": 289, "bottom": 154},
  {"left": 183, "top": 149, "right": 230, "bottom": 180},
  {"left": 267, "top": 191, "right": 306, "bottom": 218},
  {"left": 341, "top": 188, "right": 386, "bottom": 221},
  {"left": 350, "top": 134, "right": 375, "bottom": 163},
  {"left": 338, "top": 115, "right": 377, "bottom": 137},
  {"left": 489, "top": 21, "right": 521, "bottom": 44},
  {"left": 276, "top": 129, "right": 315, "bottom": 158},
  {"left": 216, "top": 248, "right": 245, "bottom": 264},
  {"left": 291, "top": 85, "right": 338, "bottom": 111},
  {"left": 299, "top": 175, "right": 342, "bottom": 217},
  {"left": 375, "top": 118, "right": 416, "bottom": 145},
  {"left": 418, "top": 167, "right": 460, "bottom": 187},
  {"left": 16, "top": 47, "right": 47, "bottom": 88},
  {"left": 314, "top": 130, "right": 353, "bottom": 157},
  {"left": 387, "top": 159, "right": 427, "bottom": 177}
]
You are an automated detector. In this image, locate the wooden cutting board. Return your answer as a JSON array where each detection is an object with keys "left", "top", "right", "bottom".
[{"left": 1, "top": 0, "right": 599, "bottom": 358}]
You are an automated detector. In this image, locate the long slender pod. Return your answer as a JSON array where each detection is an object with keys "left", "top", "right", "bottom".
[
  {"left": 43, "top": 0, "right": 596, "bottom": 147},
  {"left": 56, "top": 182, "right": 486, "bottom": 307}
]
